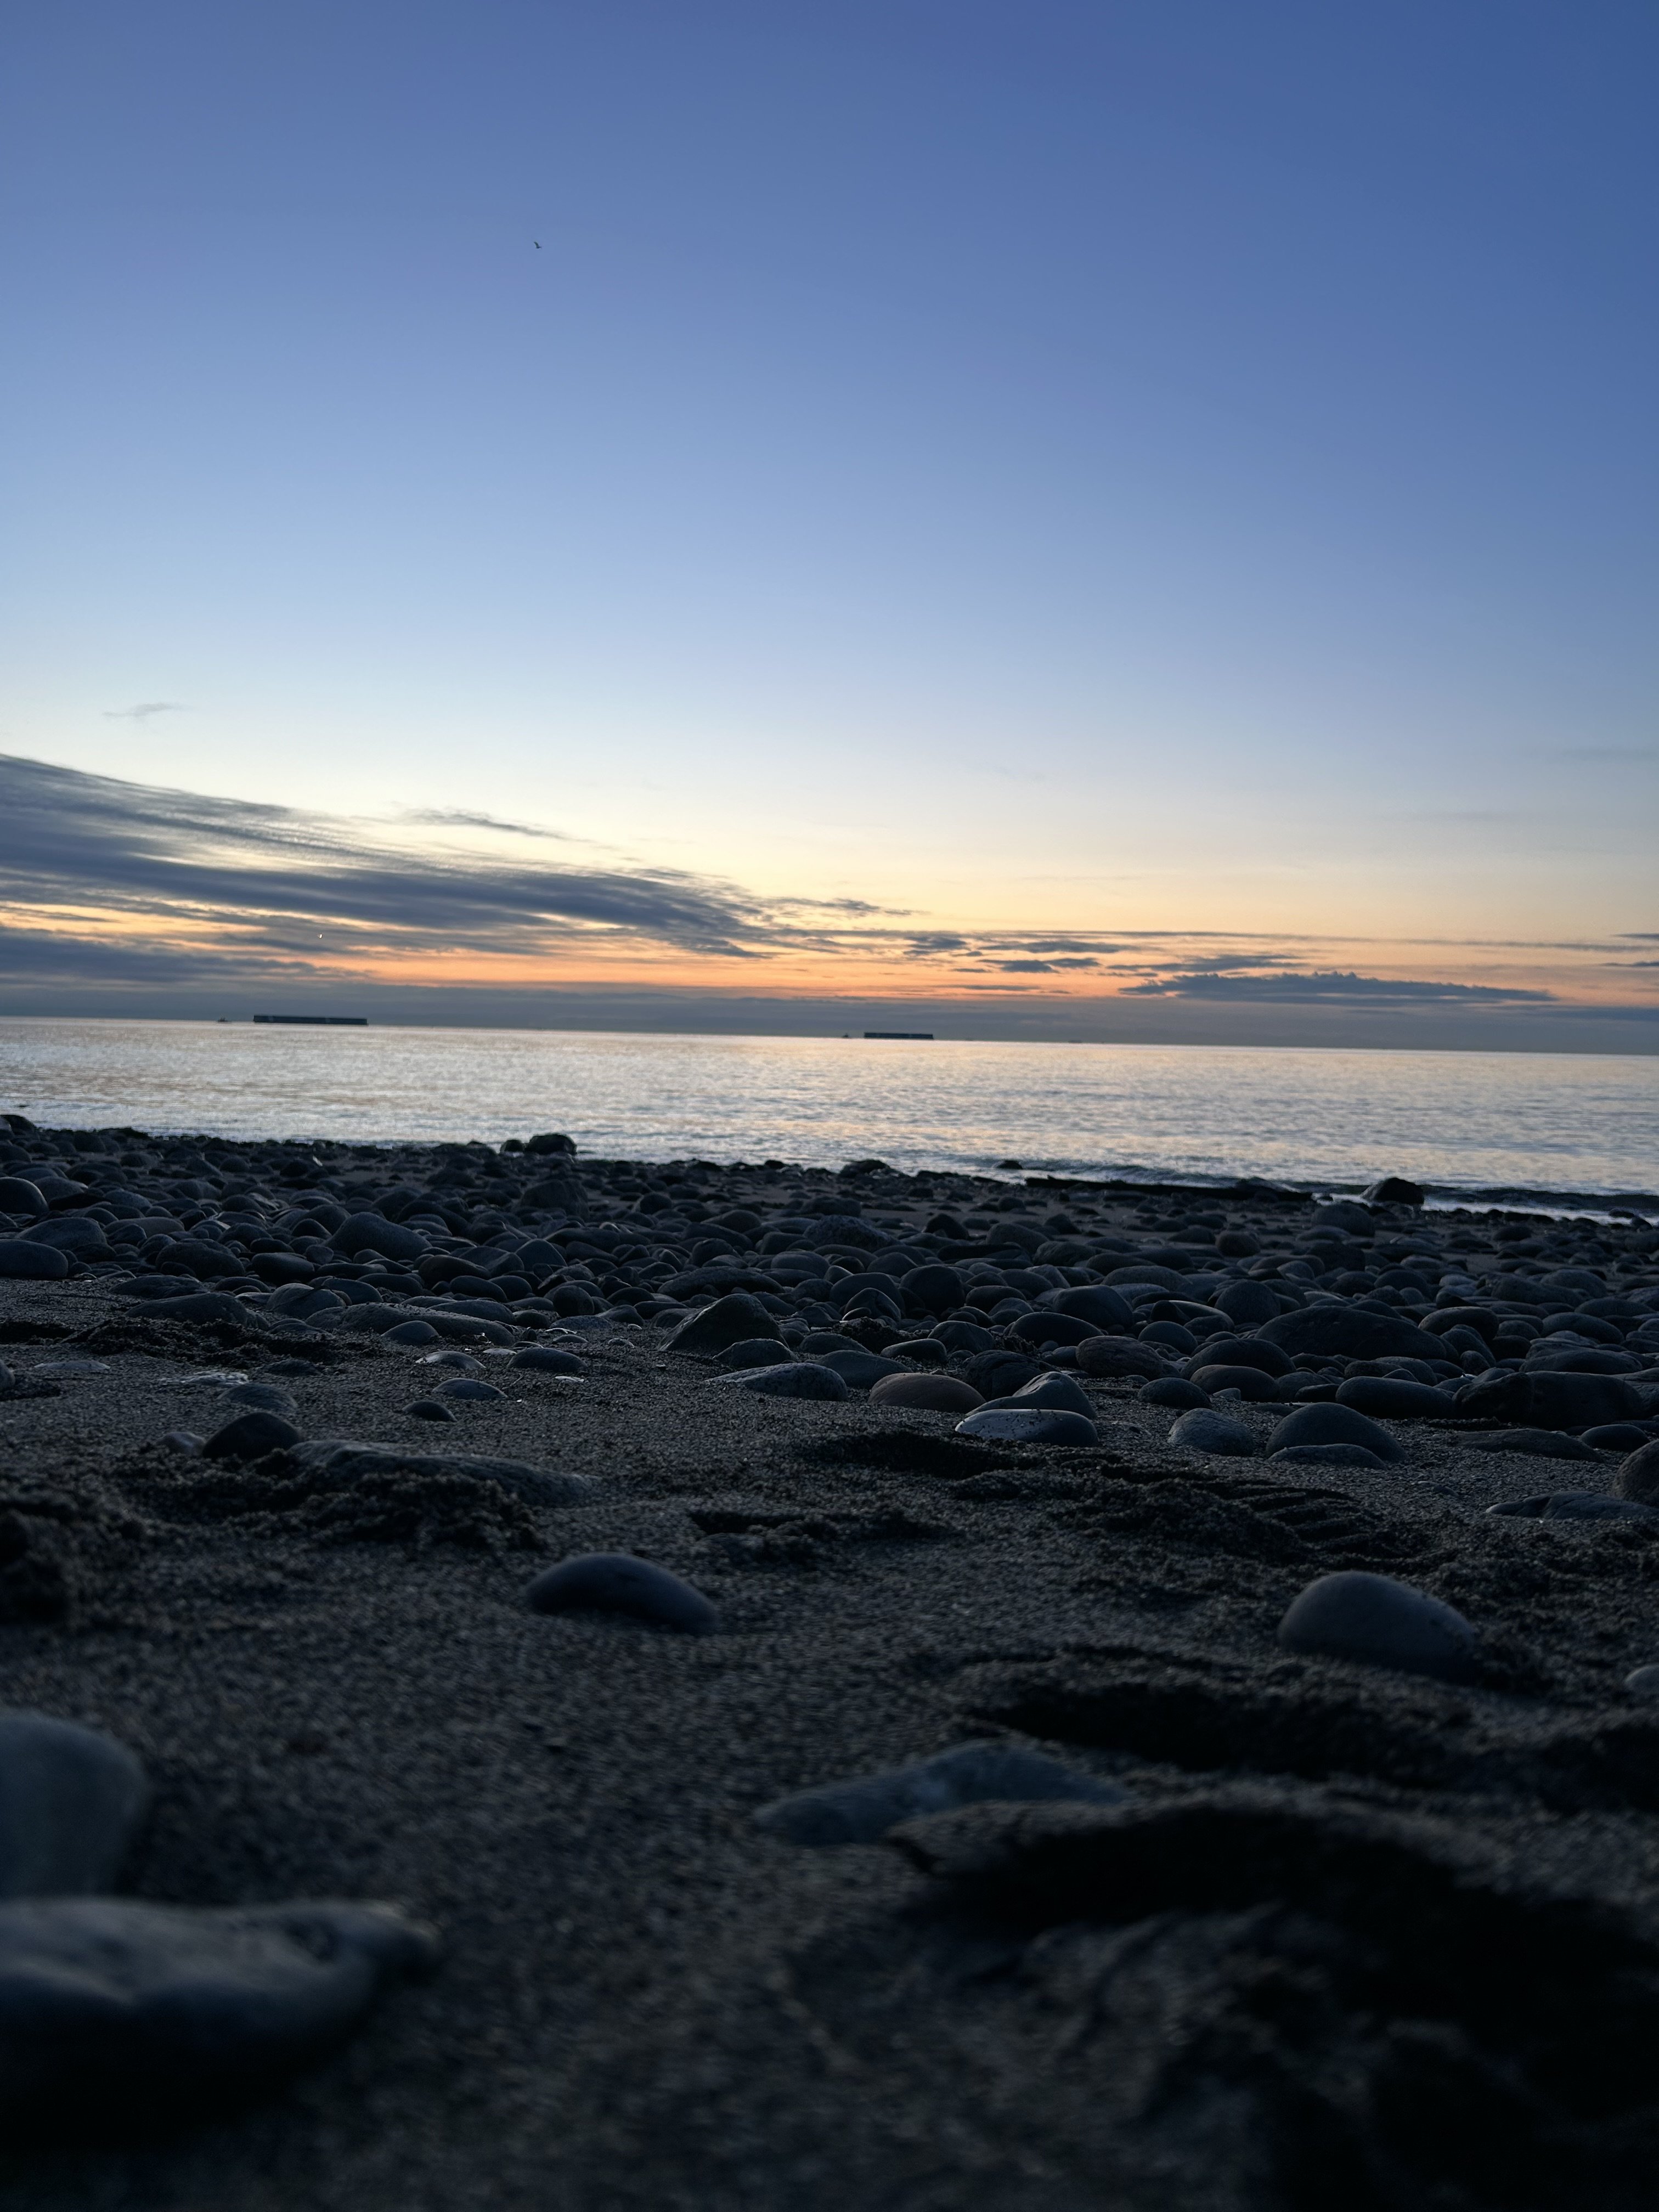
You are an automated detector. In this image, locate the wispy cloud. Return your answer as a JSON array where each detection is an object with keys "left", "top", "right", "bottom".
[
  {"left": 102, "top": 702, "right": 189, "bottom": 722},
  {"left": 1125, "top": 969, "right": 1553, "bottom": 1005}
]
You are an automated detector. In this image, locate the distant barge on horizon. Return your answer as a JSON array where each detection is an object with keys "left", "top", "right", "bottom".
[
  {"left": 862, "top": 1030, "right": 934, "bottom": 1039},
  {"left": 248, "top": 1015, "right": 369, "bottom": 1026}
]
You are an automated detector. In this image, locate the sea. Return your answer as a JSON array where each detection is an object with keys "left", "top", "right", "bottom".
[{"left": 2, "top": 1018, "right": 1655, "bottom": 1215}]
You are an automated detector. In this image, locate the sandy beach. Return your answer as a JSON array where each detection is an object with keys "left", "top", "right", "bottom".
[{"left": 2, "top": 1121, "right": 1658, "bottom": 2209}]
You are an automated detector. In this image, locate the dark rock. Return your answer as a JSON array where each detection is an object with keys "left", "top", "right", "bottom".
[
  {"left": 665, "top": 1293, "right": 780, "bottom": 1356},
  {"left": 0, "top": 1178, "right": 46, "bottom": 1220},
  {"left": 1003, "top": 1372, "right": 1097, "bottom": 1417},
  {"left": 718, "top": 1362, "right": 849, "bottom": 1401},
  {"left": 1139, "top": 1376, "right": 1210, "bottom": 1409},
  {"left": 1363, "top": 1177, "right": 1425, "bottom": 1206},
  {"left": 1267, "top": 1402, "right": 1404, "bottom": 1463},
  {"left": 1009, "top": 1311, "right": 1099, "bottom": 1348},
  {"left": 1336, "top": 1376, "right": 1455, "bottom": 1419},
  {"left": 135, "top": 1293, "right": 250, "bottom": 1327},
  {"left": 1617, "top": 1438, "right": 1659, "bottom": 1504},
  {"left": 716, "top": 1338, "right": 794, "bottom": 1370},
  {"left": 1277, "top": 1570, "right": 1476, "bottom": 1680},
  {"left": 1076, "top": 1337, "right": 1168, "bottom": 1381},
  {"left": 1181, "top": 1336, "right": 1294, "bottom": 1380},
  {"left": 331, "top": 1212, "right": 428, "bottom": 1265},
  {"left": 1214, "top": 1280, "right": 1282, "bottom": 1327},
  {"left": 202, "top": 1411, "right": 302, "bottom": 1462},
  {"left": 1260, "top": 1305, "right": 1442, "bottom": 1363},
  {"left": 961, "top": 1349, "right": 1041, "bottom": 1398},
  {"left": 526, "top": 1553, "right": 716, "bottom": 1632},
  {"left": 869, "top": 1373, "right": 984, "bottom": 1413},
  {"left": 753, "top": 1745, "right": 1125, "bottom": 1847},
  {"left": 0, "top": 1897, "right": 437, "bottom": 2116},
  {"left": 904, "top": 1263, "right": 966, "bottom": 1316},
  {"left": 285, "top": 1440, "right": 590, "bottom": 1507},
  {"left": 0, "top": 1715, "right": 150, "bottom": 1899},
  {"left": 956, "top": 1407, "right": 1099, "bottom": 1447},
  {"left": 508, "top": 1346, "right": 586, "bottom": 1376},
  {"left": 433, "top": 1379, "right": 505, "bottom": 1402},
  {"left": 1455, "top": 1368, "right": 1644, "bottom": 1432},
  {"left": 1167, "top": 1408, "right": 1256, "bottom": 1457},
  {"left": 403, "top": 1400, "right": 456, "bottom": 1422},
  {"left": 1271, "top": 1443, "right": 1389, "bottom": 1470},
  {"left": 1468, "top": 1429, "right": 1602, "bottom": 1462},
  {"left": 820, "top": 1350, "right": 905, "bottom": 1389},
  {"left": 1487, "top": 1491, "right": 1658, "bottom": 1522},
  {"left": 0, "top": 1242, "right": 70, "bottom": 1281},
  {"left": 1052, "top": 1285, "right": 1135, "bottom": 1331},
  {"left": 21, "top": 1217, "right": 111, "bottom": 1256},
  {"left": 1190, "top": 1364, "right": 1282, "bottom": 1403},
  {"left": 1582, "top": 1423, "right": 1655, "bottom": 1454}
]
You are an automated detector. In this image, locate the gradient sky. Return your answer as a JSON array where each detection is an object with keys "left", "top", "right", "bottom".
[{"left": 2, "top": 1, "right": 1656, "bottom": 1046}]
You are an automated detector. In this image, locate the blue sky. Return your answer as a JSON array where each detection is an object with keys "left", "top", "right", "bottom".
[{"left": 2, "top": 1, "right": 1655, "bottom": 1045}]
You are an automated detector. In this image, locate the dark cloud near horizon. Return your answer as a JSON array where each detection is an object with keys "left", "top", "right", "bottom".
[{"left": 1126, "top": 969, "right": 1553, "bottom": 1005}]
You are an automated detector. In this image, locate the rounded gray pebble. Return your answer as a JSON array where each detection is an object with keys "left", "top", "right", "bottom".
[
  {"left": 526, "top": 1554, "right": 718, "bottom": 1633},
  {"left": 1168, "top": 1408, "right": 1257, "bottom": 1457},
  {"left": 719, "top": 1362, "right": 849, "bottom": 1401},
  {"left": 955, "top": 1407, "right": 1099, "bottom": 1447},
  {"left": 1278, "top": 1570, "right": 1477, "bottom": 1682},
  {"left": 754, "top": 1745, "right": 1127, "bottom": 1847},
  {"left": 0, "top": 1714, "right": 150, "bottom": 1899}
]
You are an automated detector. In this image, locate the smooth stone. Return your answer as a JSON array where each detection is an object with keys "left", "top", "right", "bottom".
[
  {"left": 1336, "top": 1376, "right": 1455, "bottom": 1419},
  {"left": 753, "top": 1745, "right": 1126, "bottom": 1847},
  {"left": 0, "top": 1242, "right": 71, "bottom": 1280},
  {"left": 285, "top": 1440, "right": 591, "bottom": 1506},
  {"left": 382, "top": 1319, "right": 440, "bottom": 1345},
  {"left": 0, "top": 1897, "right": 437, "bottom": 2115},
  {"left": 134, "top": 1292, "right": 250, "bottom": 1326},
  {"left": 221, "top": 1381, "right": 296, "bottom": 1413},
  {"left": 868, "top": 1373, "right": 984, "bottom": 1413},
  {"left": 1582, "top": 1424, "right": 1655, "bottom": 1454},
  {"left": 403, "top": 1400, "right": 456, "bottom": 1422},
  {"left": 1314, "top": 1200, "right": 1376, "bottom": 1233},
  {"left": 161, "top": 1430, "right": 204, "bottom": 1453},
  {"left": 904, "top": 1263, "right": 966, "bottom": 1316},
  {"left": 1009, "top": 1311, "right": 1099, "bottom": 1348},
  {"left": 1104, "top": 1263, "right": 1184, "bottom": 1291},
  {"left": 266, "top": 1284, "right": 343, "bottom": 1319},
  {"left": 509, "top": 1346, "right": 586, "bottom": 1375},
  {"left": 1617, "top": 1438, "right": 1659, "bottom": 1504},
  {"left": 1624, "top": 1664, "right": 1659, "bottom": 1696},
  {"left": 1076, "top": 1336, "right": 1169, "bottom": 1380},
  {"left": 419, "top": 1350, "right": 484, "bottom": 1373},
  {"left": 820, "top": 1349, "right": 906, "bottom": 1388},
  {"left": 718, "top": 1362, "right": 850, "bottom": 1401},
  {"left": 0, "top": 1715, "right": 150, "bottom": 1899},
  {"left": 151, "top": 1235, "right": 241, "bottom": 1279},
  {"left": 1271, "top": 1443, "right": 1389, "bottom": 1470},
  {"left": 201, "top": 1411, "right": 302, "bottom": 1462},
  {"left": 886, "top": 1338, "right": 946, "bottom": 1365},
  {"left": 1213, "top": 1280, "right": 1283, "bottom": 1327},
  {"left": 1190, "top": 1363, "right": 1282, "bottom": 1403},
  {"left": 21, "top": 1217, "right": 112, "bottom": 1256},
  {"left": 331, "top": 1212, "right": 428, "bottom": 1264},
  {"left": 526, "top": 1553, "right": 717, "bottom": 1633},
  {"left": 1139, "top": 1376, "right": 1210, "bottom": 1409},
  {"left": 798, "top": 1330, "right": 862, "bottom": 1355},
  {"left": 1469, "top": 1429, "right": 1602, "bottom": 1462},
  {"left": 0, "top": 1178, "right": 46, "bottom": 1220},
  {"left": 955, "top": 1407, "right": 1099, "bottom": 1447},
  {"left": 1261, "top": 1305, "right": 1442, "bottom": 1363},
  {"left": 1487, "top": 1491, "right": 1659, "bottom": 1522},
  {"left": 1051, "top": 1284, "right": 1136, "bottom": 1331},
  {"left": 1003, "top": 1371, "right": 1097, "bottom": 1417},
  {"left": 1267, "top": 1402, "right": 1404, "bottom": 1463},
  {"left": 1456, "top": 1368, "right": 1644, "bottom": 1433},
  {"left": 1277, "top": 1570, "right": 1477, "bottom": 1681},
  {"left": 665, "top": 1293, "right": 781, "bottom": 1356},
  {"left": 716, "top": 1337, "right": 794, "bottom": 1370},
  {"left": 1167, "top": 1408, "right": 1257, "bottom": 1457},
  {"left": 432, "top": 1379, "right": 506, "bottom": 1402},
  {"left": 933, "top": 1321, "right": 994, "bottom": 1353},
  {"left": 1139, "top": 1320, "right": 1198, "bottom": 1354},
  {"left": 1363, "top": 1176, "right": 1425, "bottom": 1206},
  {"left": 1525, "top": 1346, "right": 1640, "bottom": 1375},
  {"left": 960, "top": 1349, "right": 1041, "bottom": 1398},
  {"left": 249, "top": 1251, "right": 314, "bottom": 1286}
]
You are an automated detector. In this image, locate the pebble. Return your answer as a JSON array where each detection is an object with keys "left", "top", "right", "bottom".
[
  {"left": 1457, "top": 1368, "right": 1644, "bottom": 1432},
  {"left": 1270, "top": 1442, "right": 1389, "bottom": 1470},
  {"left": 955, "top": 1407, "right": 1099, "bottom": 1447},
  {"left": 1167, "top": 1408, "right": 1257, "bottom": 1457},
  {"left": 1076, "top": 1337, "right": 1168, "bottom": 1380},
  {"left": 509, "top": 1346, "right": 586, "bottom": 1375},
  {"left": 0, "top": 1177, "right": 46, "bottom": 1220},
  {"left": 286, "top": 1440, "right": 591, "bottom": 1506},
  {"left": 1190, "top": 1363, "right": 1282, "bottom": 1403},
  {"left": 1261, "top": 1306, "right": 1441, "bottom": 1363},
  {"left": 752, "top": 1745, "right": 1126, "bottom": 1846},
  {"left": 820, "top": 1350, "right": 906, "bottom": 1388},
  {"left": 665, "top": 1293, "right": 780, "bottom": 1356},
  {"left": 998, "top": 1372, "right": 1097, "bottom": 1416},
  {"left": 419, "top": 1350, "right": 485, "bottom": 1373},
  {"left": 432, "top": 1379, "right": 505, "bottom": 1402},
  {"left": 0, "top": 1241, "right": 70, "bottom": 1280},
  {"left": 1468, "top": 1429, "right": 1602, "bottom": 1461},
  {"left": 1139, "top": 1376, "right": 1210, "bottom": 1409},
  {"left": 887, "top": 1337, "right": 946, "bottom": 1365},
  {"left": 1617, "top": 1439, "right": 1659, "bottom": 1503},
  {"left": 1267, "top": 1401, "right": 1403, "bottom": 1464},
  {"left": 0, "top": 1714, "right": 150, "bottom": 1899},
  {"left": 1009, "top": 1312, "right": 1098, "bottom": 1348},
  {"left": 403, "top": 1400, "right": 456, "bottom": 1422},
  {"left": 1277, "top": 1570, "right": 1477, "bottom": 1681},
  {"left": 162, "top": 1430, "right": 204, "bottom": 1453},
  {"left": 1336, "top": 1376, "right": 1455, "bottom": 1419},
  {"left": 1487, "top": 1491, "right": 1659, "bottom": 1522},
  {"left": 526, "top": 1553, "right": 718, "bottom": 1632},
  {"left": 868, "top": 1373, "right": 984, "bottom": 1413},
  {"left": 716, "top": 1338, "right": 794, "bottom": 1370},
  {"left": 382, "top": 1319, "right": 440, "bottom": 1345},
  {"left": 1624, "top": 1664, "right": 1659, "bottom": 1696},
  {"left": 717, "top": 1362, "right": 850, "bottom": 1401},
  {"left": 1212, "top": 1280, "right": 1281, "bottom": 1327},
  {"left": 0, "top": 1897, "right": 437, "bottom": 2115},
  {"left": 221, "top": 1381, "right": 296, "bottom": 1413},
  {"left": 201, "top": 1410, "right": 302, "bottom": 1462},
  {"left": 903, "top": 1263, "right": 965, "bottom": 1316},
  {"left": 331, "top": 1212, "right": 428, "bottom": 1265}
]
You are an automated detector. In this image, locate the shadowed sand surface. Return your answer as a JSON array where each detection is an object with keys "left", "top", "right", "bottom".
[{"left": 1, "top": 1122, "right": 1658, "bottom": 2208}]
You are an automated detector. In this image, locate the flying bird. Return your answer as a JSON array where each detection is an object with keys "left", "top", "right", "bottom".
[{"left": 533, "top": 240, "right": 541, "bottom": 249}]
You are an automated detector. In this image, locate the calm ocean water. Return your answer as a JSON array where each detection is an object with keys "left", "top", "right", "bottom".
[{"left": 1, "top": 1018, "right": 1655, "bottom": 1207}]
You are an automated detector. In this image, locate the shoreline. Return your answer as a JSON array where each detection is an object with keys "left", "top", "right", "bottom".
[{"left": 2, "top": 1120, "right": 1658, "bottom": 2206}]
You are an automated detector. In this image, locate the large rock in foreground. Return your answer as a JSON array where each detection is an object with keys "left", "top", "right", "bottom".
[{"left": 1259, "top": 1304, "right": 1443, "bottom": 1363}]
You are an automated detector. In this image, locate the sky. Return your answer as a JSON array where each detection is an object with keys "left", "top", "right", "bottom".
[{"left": 2, "top": 0, "right": 1655, "bottom": 1049}]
